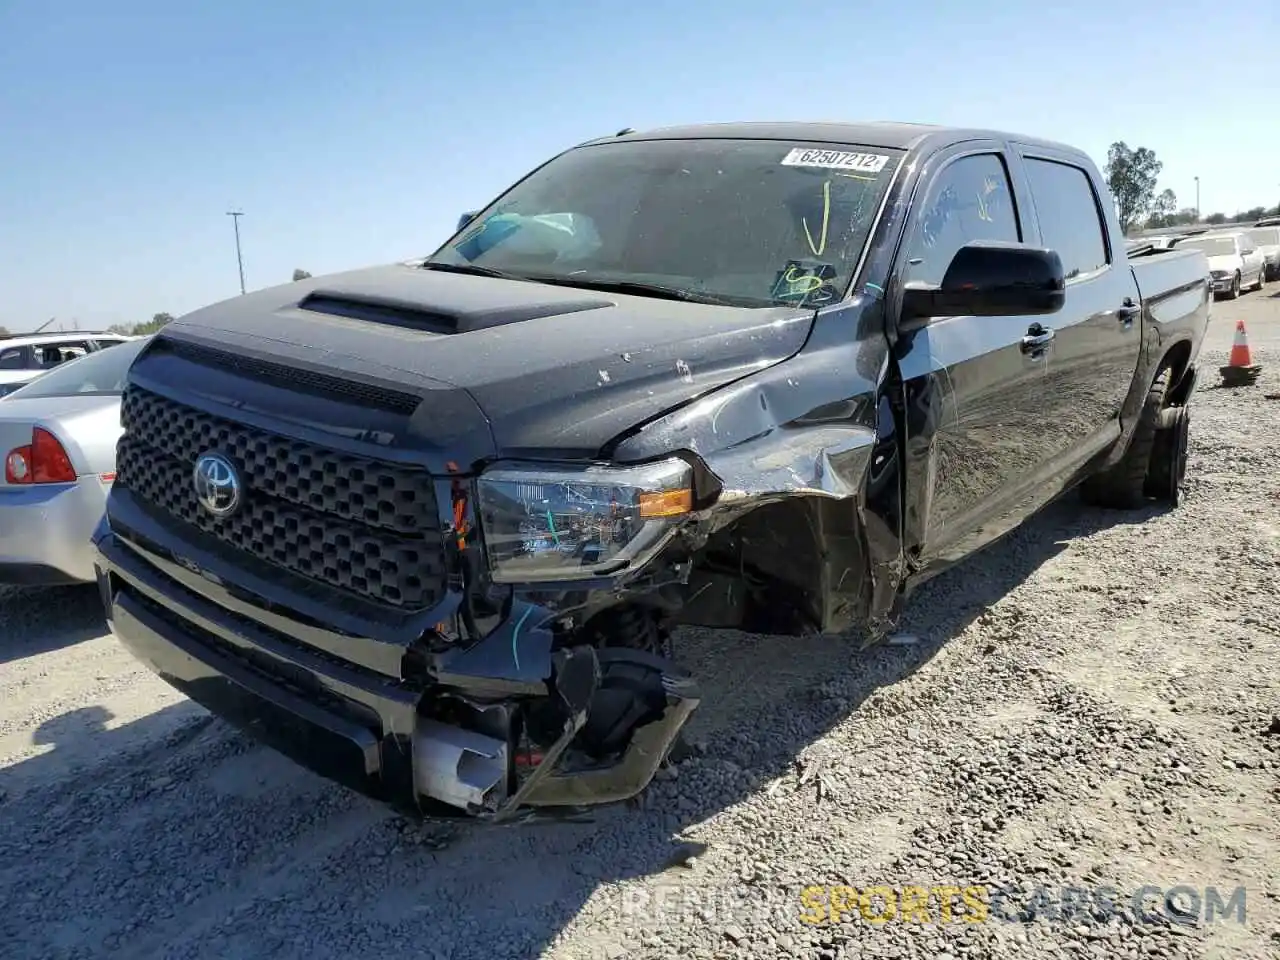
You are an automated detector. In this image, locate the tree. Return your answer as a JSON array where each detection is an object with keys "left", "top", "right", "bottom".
[
  {"left": 1205, "top": 212, "right": 1227, "bottom": 225},
  {"left": 292, "top": 268, "right": 312, "bottom": 281},
  {"left": 0, "top": 326, "right": 9, "bottom": 337},
  {"left": 1105, "top": 141, "right": 1162, "bottom": 233},
  {"left": 1241, "top": 206, "right": 1267, "bottom": 222},
  {"left": 1146, "top": 188, "right": 1178, "bottom": 228}
]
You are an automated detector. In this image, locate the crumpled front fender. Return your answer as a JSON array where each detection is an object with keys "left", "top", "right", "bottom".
[{"left": 610, "top": 298, "right": 906, "bottom": 639}]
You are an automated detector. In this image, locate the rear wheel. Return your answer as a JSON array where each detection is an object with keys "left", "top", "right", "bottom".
[
  {"left": 1144, "top": 405, "right": 1190, "bottom": 506},
  {"left": 1080, "top": 367, "right": 1180, "bottom": 509}
]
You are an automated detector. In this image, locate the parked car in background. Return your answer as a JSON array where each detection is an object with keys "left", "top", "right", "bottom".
[
  {"left": 1245, "top": 226, "right": 1280, "bottom": 281},
  {"left": 1170, "top": 231, "right": 1266, "bottom": 298},
  {"left": 0, "top": 336, "right": 149, "bottom": 585},
  {"left": 0, "top": 331, "right": 138, "bottom": 398}
]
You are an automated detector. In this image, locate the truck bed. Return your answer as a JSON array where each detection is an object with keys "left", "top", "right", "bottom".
[
  {"left": 1129, "top": 245, "right": 1211, "bottom": 388},
  {"left": 1130, "top": 246, "right": 1210, "bottom": 314}
]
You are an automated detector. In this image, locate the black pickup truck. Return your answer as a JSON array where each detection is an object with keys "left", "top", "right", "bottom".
[{"left": 94, "top": 122, "right": 1211, "bottom": 822}]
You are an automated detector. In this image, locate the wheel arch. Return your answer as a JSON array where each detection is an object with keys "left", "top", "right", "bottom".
[{"left": 1160, "top": 337, "right": 1197, "bottom": 406}]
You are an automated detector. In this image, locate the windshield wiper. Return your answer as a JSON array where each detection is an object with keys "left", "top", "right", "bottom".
[
  {"left": 520, "top": 275, "right": 762, "bottom": 307},
  {"left": 422, "top": 262, "right": 772, "bottom": 307},
  {"left": 420, "top": 261, "right": 531, "bottom": 282}
]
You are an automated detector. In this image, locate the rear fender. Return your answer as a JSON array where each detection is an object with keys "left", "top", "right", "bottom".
[{"left": 1096, "top": 261, "right": 1209, "bottom": 470}]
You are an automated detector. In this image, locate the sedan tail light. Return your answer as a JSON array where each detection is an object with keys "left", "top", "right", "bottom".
[{"left": 5, "top": 427, "right": 78, "bottom": 484}]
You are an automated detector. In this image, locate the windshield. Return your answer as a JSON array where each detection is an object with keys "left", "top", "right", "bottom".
[
  {"left": 1247, "top": 228, "right": 1279, "bottom": 247},
  {"left": 428, "top": 138, "right": 904, "bottom": 308},
  {"left": 5, "top": 337, "right": 148, "bottom": 400},
  {"left": 1174, "top": 236, "right": 1238, "bottom": 256}
]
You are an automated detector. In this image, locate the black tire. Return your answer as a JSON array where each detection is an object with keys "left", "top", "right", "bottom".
[
  {"left": 1080, "top": 367, "right": 1174, "bottom": 509},
  {"left": 1254, "top": 267, "right": 1266, "bottom": 291},
  {"left": 1226, "top": 272, "right": 1241, "bottom": 299},
  {"left": 1144, "top": 405, "right": 1189, "bottom": 506}
]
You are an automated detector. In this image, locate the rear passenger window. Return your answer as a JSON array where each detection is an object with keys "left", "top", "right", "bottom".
[
  {"left": 1024, "top": 159, "right": 1109, "bottom": 280},
  {"left": 905, "top": 153, "right": 1019, "bottom": 286}
]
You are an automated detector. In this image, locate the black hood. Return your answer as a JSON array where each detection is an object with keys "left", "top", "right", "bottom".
[{"left": 159, "top": 263, "right": 816, "bottom": 459}]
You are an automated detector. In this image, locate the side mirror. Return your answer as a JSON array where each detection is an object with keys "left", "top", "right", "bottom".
[
  {"left": 456, "top": 211, "right": 480, "bottom": 233},
  {"left": 901, "top": 240, "right": 1065, "bottom": 323}
]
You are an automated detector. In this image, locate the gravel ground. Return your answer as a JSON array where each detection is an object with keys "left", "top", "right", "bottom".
[{"left": 2, "top": 292, "right": 1278, "bottom": 960}]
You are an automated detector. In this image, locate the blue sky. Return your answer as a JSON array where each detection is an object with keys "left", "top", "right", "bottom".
[{"left": 1, "top": 0, "right": 1276, "bottom": 333}]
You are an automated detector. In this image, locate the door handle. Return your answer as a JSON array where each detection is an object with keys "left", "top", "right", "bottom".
[
  {"left": 1117, "top": 298, "right": 1140, "bottom": 325},
  {"left": 1020, "top": 326, "right": 1055, "bottom": 356}
]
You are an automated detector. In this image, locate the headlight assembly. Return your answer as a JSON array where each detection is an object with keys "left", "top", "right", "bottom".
[{"left": 476, "top": 458, "right": 695, "bottom": 583}]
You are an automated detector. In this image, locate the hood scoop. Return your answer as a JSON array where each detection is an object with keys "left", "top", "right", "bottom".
[
  {"left": 298, "top": 286, "right": 614, "bottom": 336},
  {"left": 300, "top": 292, "right": 459, "bottom": 334}
]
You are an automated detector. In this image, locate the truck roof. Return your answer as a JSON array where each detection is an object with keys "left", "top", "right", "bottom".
[{"left": 592, "top": 121, "right": 1086, "bottom": 160}]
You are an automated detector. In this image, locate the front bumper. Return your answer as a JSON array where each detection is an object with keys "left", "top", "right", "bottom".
[
  {"left": 0, "top": 476, "right": 109, "bottom": 584},
  {"left": 95, "top": 528, "right": 700, "bottom": 820},
  {"left": 1209, "top": 275, "right": 1235, "bottom": 293}
]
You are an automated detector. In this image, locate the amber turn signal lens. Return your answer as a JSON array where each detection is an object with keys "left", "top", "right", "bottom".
[{"left": 637, "top": 487, "right": 693, "bottom": 518}]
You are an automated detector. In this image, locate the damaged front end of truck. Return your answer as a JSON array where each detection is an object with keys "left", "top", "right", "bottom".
[
  {"left": 94, "top": 295, "right": 902, "bottom": 826},
  {"left": 98, "top": 127, "right": 915, "bottom": 823},
  {"left": 391, "top": 304, "right": 904, "bottom": 824}
]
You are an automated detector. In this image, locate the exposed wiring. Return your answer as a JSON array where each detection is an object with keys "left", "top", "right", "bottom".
[{"left": 511, "top": 605, "right": 533, "bottom": 673}]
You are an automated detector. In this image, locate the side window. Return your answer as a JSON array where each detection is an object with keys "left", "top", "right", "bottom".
[
  {"left": 38, "top": 341, "right": 90, "bottom": 368},
  {"left": 905, "top": 153, "right": 1019, "bottom": 286},
  {"left": 1024, "top": 159, "right": 1108, "bottom": 280},
  {"left": 0, "top": 347, "right": 27, "bottom": 370}
]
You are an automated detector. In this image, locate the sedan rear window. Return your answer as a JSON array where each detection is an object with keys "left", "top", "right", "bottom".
[{"left": 4, "top": 337, "right": 149, "bottom": 400}]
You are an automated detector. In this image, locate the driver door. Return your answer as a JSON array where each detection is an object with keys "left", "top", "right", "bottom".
[{"left": 894, "top": 144, "right": 1059, "bottom": 568}]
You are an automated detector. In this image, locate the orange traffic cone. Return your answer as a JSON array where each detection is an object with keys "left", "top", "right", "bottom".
[{"left": 1220, "top": 319, "right": 1261, "bottom": 387}]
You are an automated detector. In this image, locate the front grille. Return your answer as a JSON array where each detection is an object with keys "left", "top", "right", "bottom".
[
  {"left": 150, "top": 338, "right": 423, "bottom": 415},
  {"left": 115, "top": 385, "right": 447, "bottom": 609}
]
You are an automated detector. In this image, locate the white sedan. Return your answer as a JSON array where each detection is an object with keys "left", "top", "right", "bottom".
[{"left": 0, "top": 337, "right": 150, "bottom": 585}]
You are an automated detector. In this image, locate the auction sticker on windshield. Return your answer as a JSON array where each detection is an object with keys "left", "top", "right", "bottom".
[{"left": 781, "top": 148, "right": 890, "bottom": 173}]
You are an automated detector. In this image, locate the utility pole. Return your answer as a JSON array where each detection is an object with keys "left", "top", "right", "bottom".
[
  {"left": 1193, "top": 177, "right": 1200, "bottom": 221},
  {"left": 226, "top": 210, "right": 246, "bottom": 295}
]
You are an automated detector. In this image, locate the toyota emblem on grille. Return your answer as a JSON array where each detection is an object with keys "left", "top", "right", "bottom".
[{"left": 192, "top": 452, "right": 242, "bottom": 518}]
